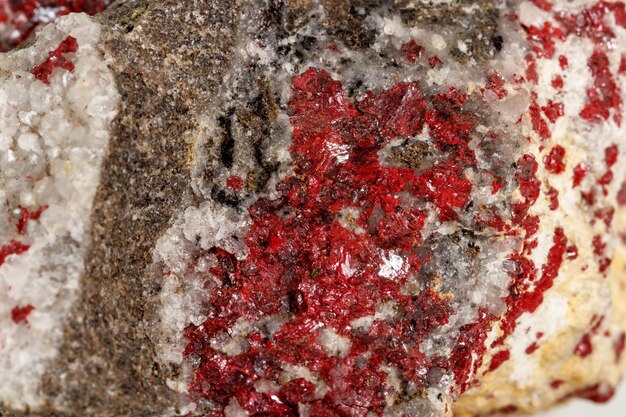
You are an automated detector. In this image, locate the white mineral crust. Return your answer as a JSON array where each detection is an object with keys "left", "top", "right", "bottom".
[{"left": 0, "top": 14, "right": 118, "bottom": 410}]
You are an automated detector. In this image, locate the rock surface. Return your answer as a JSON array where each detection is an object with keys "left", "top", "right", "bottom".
[{"left": 1, "top": 1, "right": 626, "bottom": 416}]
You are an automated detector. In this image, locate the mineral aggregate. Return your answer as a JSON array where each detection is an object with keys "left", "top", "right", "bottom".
[{"left": 0, "top": 1, "right": 626, "bottom": 417}]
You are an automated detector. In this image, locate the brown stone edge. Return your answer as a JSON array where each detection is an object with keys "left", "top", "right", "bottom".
[{"left": 1, "top": 1, "right": 239, "bottom": 416}]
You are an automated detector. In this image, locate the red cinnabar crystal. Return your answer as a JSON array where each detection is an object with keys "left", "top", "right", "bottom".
[
  {"left": 32, "top": 36, "right": 79, "bottom": 84},
  {"left": 11, "top": 305, "right": 34, "bottom": 324},
  {"left": 0, "top": 240, "right": 30, "bottom": 267},
  {"left": 183, "top": 68, "right": 521, "bottom": 414},
  {"left": 544, "top": 145, "right": 566, "bottom": 174}
]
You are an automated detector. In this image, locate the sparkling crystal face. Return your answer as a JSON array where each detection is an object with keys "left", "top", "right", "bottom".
[
  {"left": 177, "top": 63, "right": 574, "bottom": 414},
  {"left": 183, "top": 68, "right": 492, "bottom": 414},
  {"left": 165, "top": 1, "right": 626, "bottom": 414}
]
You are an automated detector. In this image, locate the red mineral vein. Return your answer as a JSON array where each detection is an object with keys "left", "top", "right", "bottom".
[
  {"left": 500, "top": 228, "right": 568, "bottom": 340},
  {"left": 16, "top": 205, "right": 48, "bottom": 235},
  {"left": 183, "top": 68, "right": 512, "bottom": 413}
]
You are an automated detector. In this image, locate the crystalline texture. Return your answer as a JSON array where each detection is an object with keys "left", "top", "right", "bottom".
[{"left": 1, "top": 1, "right": 626, "bottom": 416}]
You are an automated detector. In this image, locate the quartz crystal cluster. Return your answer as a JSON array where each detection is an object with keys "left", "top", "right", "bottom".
[{"left": 1, "top": 1, "right": 626, "bottom": 417}]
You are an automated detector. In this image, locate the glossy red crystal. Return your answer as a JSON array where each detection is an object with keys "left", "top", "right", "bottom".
[
  {"left": 544, "top": 145, "right": 566, "bottom": 174},
  {"left": 0, "top": 240, "right": 30, "bottom": 267},
  {"left": 574, "top": 333, "right": 593, "bottom": 358},
  {"left": 486, "top": 71, "right": 507, "bottom": 99},
  {"left": 16, "top": 205, "right": 48, "bottom": 235},
  {"left": 400, "top": 40, "right": 424, "bottom": 64},
  {"left": 11, "top": 305, "right": 34, "bottom": 324},
  {"left": 579, "top": 50, "right": 622, "bottom": 125},
  {"left": 183, "top": 68, "right": 518, "bottom": 414},
  {"left": 32, "top": 36, "right": 78, "bottom": 84},
  {"left": 573, "top": 163, "right": 589, "bottom": 188},
  {"left": 226, "top": 175, "right": 245, "bottom": 191}
]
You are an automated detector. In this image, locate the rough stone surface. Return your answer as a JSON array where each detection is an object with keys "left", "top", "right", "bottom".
[{"left": 1, "top": 1, "right": 626, "bottom": 416}]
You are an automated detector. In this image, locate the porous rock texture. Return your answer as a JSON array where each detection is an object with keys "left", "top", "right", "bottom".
[{"left": 1, "top": 1, "right": 626, "bottom": 416}]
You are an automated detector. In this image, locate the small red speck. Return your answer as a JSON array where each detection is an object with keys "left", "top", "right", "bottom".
[
  {"left": 531, "top": 0, "right": 553, "bottom": 11},
  {"left": 559, "top": 55, "right": 569, "bottom": 70},
  {"left": 16, "top": 205, "right": 48, "bottom": 234},
  {"left": 551, "top": 380, "right": 565, "bottom": 389},
  {"left": 593, "top": 235, "right": 606, "bottom": 257},
  {"left": 400, "top": 40, "right": 424, "bottom": 64},
  {"left": 579, "top": 50, "right": 622, "bottom": 126},
  {"left": 526, "top": 55, "right": 538, "bottom": 84},
  {"left": 325, "top": 42, "right": 339, "bottom": 52},
  {"left": 505, "top": 12, "right": 519, "bottom": 21},
  {"left": 526, "top": 342, "right": 540, "bottom": 354},
  {"left": 529, "top": 93, "right": 550, "bottom": 139},
  {"left": 0, "top": 240, "right": 30, "bottom": 267},
  {"left": 592, "top": 235, "right": 612, "bottom": 273},
  {"left": 32, "top": 36, "right": 79, "bottom": 84},
  {"left": 486, "top": 71, "right": 507, "bottom": 99},
  {"left": 546, "top": 186, "right": 559, "bottom": 210},
  {"left": 486, "top": 170, "right": 504, "bottom": 195},
  {"left": 591, "top": 315, "right": 605, "bottom": 333},
  {"left": 575, "top": 333, "right": 593, "bottom": 357},
  {"left": 598, "top": 170, "right": 613, "bottom": 187},
  {"left": 542, "top": 100, "right": 564, "bottom": 123},
  {"left": 513, "top": 155, "right": 541, "bottom": 224},
  {"left": 498, "top": 405, "right": 519, "bottom": 414},
  {"left": 16, "top": 207, "right": 29, "bottom": 235},
  {"left": 615, "top": 333, "right": 626, "bottom": 363},
  {"left": 544, "top": 145, "right": 566, "bottom": 174},
  {"left": 488, "top": 349, "right": 511, "bottom": 372},
  {"left": 617, "top": 182, "right": 626, "bottom": 206},
  {"left": 566, "top": 245, "right": 578, "bottom": 260},
  {"left": 428, "top": 55, "right": 443, "bottom": 68},
  {"left": 523, "top": 22, "right": 564, "bottom": 59},
  {"left": 620, "top": 56, "right": 626, "bottom": 74},
  {"left": 571, "top": 383, "right": 616, "bottom": 403},
  {"left": 11, "top": 305, "right": 34, "bottom": 324},
  {"left": 582, "top": 190, "right": 595, "bottom": 206},
  {"left": 226, "top": 175, "right": 245, "bottom": 191},
  {"left": 594, "top": 207, "right": 615, "bottom": 228},
  {"left": 551, "top": 75, "right": 564, "bottom": 89},
  {"left": 599, "top": 258, "right": 612, "bottom": 274},
  {"left": 573, "top": 162, "right": 589, "bottom": 187},
  {"left": 605, "top": 144, "right": 619, "bottom": 167}
]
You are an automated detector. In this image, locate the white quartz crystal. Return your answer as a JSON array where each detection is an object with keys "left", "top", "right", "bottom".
[{"left": 0, "top": 14, "right": 118, "bottom": 410}]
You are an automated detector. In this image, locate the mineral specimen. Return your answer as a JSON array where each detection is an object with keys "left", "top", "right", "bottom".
[{"left": 1, "top": 1, "right": 626, "bottom": 416}]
